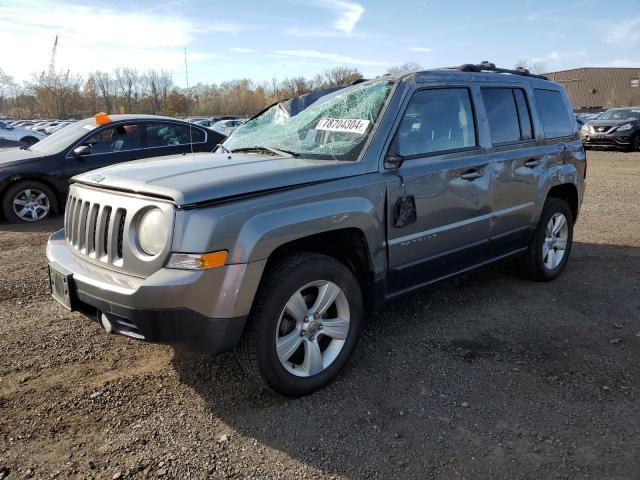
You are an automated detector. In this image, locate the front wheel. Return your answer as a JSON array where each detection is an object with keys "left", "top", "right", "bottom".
[
  {"left": 2, "top": 181, "right": 56, "bottom": 223},
  {"left": 237, "top": 253, "right": 363, "bottom": 397},
  {"left": 519, "top": 197, "right": 574, "bottom": 281}
]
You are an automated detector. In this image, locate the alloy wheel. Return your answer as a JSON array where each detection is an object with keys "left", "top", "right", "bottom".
[
  {"left": 275, "top": 280, "right": 350, "bottom": 377},
  {"left": 543, "top": 212, "right": 569, "bottom": 270},
  {"left": 12, "top": 188, "right": 50, "bottom": 222}
]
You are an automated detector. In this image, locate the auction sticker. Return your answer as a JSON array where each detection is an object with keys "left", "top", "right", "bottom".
[{"left": 316, "top": 117, "right": 370, "bottom": 135}]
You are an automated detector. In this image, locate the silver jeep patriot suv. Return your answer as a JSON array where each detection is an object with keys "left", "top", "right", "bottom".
[{"left": 47, "top": 62, "right": 586, "bottom": 397}]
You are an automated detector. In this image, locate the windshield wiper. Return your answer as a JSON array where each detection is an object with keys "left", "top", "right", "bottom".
[{"left": 229, "top": 146, "right": 299, "bottom": 157}]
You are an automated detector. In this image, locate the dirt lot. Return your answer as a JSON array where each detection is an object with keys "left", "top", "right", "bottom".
[{"left": 1, "top": 150, "right": 639, "bottom": 480}]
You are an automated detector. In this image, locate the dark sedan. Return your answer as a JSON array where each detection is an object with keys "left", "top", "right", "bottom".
[
  {"left": 0, "top": 114, "right": 225, "bottom": 223},
  {"left": 580, "top": 108, "right": 640, "bottom": 151}
]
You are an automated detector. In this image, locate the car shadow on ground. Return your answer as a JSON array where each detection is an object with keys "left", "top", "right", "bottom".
[
  {"left": 0, "top": 216, "right": 63, "bottom": 233},
  {"left": 172, "top": 241, "right": 640, "bottom": 478}
]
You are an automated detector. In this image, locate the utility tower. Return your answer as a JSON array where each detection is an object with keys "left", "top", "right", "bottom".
[{"left": 48, "top": 35, "right": 58, "bottom": 78}]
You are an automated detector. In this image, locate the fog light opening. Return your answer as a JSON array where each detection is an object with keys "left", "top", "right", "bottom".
[{"left": 100, "top": 312, "right": 114, "bottom": 333}]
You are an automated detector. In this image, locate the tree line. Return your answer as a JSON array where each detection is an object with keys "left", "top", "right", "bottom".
[{"left": 0, "top": 65, "right": 365, "bottom": 120}]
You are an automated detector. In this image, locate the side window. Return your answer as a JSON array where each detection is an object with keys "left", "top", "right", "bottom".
[
  {"left": 145, "top": 122, "right": 205, "bottom": 147},
  {"left": 393, "top": 88, "right": 476, "bottom": 157},
  {"left": 83, "top": 124, "right": 141, "bottom": 154},
  {"left": 513, "top": 89, "right": 533, "bottom": 140},
  {"left": 482, "top": 88, "right": 521, "bottom": 144},
  {"left": 534, "top": 89, "right": 573, "bottom": 139}
]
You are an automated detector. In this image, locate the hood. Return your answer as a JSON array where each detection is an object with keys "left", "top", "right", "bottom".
[
  {"left": 72, "top": 152, "right": 365, "bottom": 206},
  {"left": 0, "top": 147, "right": 47, "bottom": 169}
]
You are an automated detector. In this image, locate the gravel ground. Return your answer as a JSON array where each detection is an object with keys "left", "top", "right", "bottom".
[{"left": 1, "top": 150, "right": 639, "bottom": 480}]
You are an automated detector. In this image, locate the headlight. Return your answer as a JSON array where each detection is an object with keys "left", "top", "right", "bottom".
[
  {"left": 581, "top": 124, "right": 590, "bottom": 133},
  {"left": 137, "top": 208, "right": 169, "bottom": 256},
  {"left": 617, "top": 123, "right": 634, "bottom": 132}
]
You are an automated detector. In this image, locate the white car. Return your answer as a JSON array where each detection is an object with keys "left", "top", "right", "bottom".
[
  {"left": 44, "top": 121, "right": 73, "bottom": 135},
  {"left": 0, "top": 121, "right": 44, "bottom": 146},
  {"left": 211, "top": 118, "right": 246, "bottom": 136}
]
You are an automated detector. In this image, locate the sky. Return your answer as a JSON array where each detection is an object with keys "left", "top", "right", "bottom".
[{"left": 1, "top": 0, "right": 640, "bottom": 87}]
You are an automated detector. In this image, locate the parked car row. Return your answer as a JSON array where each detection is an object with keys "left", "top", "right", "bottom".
[
  {"left": 0, "top": 120, "right": 45, "bottom": 145},
  {"left": 188, "top": 116, "right": 247, "bottom": 135}
]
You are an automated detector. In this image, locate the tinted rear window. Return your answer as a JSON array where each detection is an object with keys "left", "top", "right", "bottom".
[
  {"left": 535, "top": 89, "right": 573, "bottom": 138},
  {"left": 482, "top": 88, "right": 522, "bottom": 144}
]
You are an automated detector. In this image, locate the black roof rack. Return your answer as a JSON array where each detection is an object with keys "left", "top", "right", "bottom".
[{"left": 448, "top": 61, "right": 548, "bottom": 80}]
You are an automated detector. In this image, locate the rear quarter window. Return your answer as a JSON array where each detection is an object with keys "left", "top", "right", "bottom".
[{"left": 534, "top": 89, "right": 573, "bottom": 139}]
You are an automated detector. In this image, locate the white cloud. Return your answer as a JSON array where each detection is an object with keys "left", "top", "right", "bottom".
[
  {"left": 0, "top": 0, "right": 231, "bottom": 80},
  {"left": 330, "top": 0, "right": 364, "bottom": 34},
  {"left": 229, "top": 48, "right": 256, "bottom": 53},
  {"left": 606, "top": 16, "right": 640, "bottom": 44},
  {"left": 409, "top": 46, "right": 432, "bottom": 53},
  {"left": 284, "top": 26, "right": 365, "bottom": 38},
  {"left": 531, "top": 51, "right": 587, "bottom": 63},
  {"left": 273, "top": 49, "right": 387, "bottom": 66},
  {"left": 303, "top": 0, "right": 364, "bottom": 35},
  {"left": 600, "top": 59, "right": 640, "bottom": 68}
]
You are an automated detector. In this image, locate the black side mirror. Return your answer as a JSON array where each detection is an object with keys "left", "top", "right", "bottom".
[
  {"left": 73, "top": 145, "right": 91, "bottom": 158},
  {"left": 384, "top": 152, "right": 404, "bottom": 169},
  {"left": 385, "top": 136, "right": 404, "bottom": 169}
]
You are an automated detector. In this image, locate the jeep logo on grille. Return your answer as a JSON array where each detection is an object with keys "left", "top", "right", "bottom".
[{"left": 89, "top": 174, "right": 106, "bottom": 183}]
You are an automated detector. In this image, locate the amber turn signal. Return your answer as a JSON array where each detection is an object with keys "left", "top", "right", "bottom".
[{"left": 166, "top": 251, "right": 228, "bottom": 270}]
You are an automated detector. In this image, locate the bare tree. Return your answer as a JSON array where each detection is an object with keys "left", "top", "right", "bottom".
[
  {"left": 0, "top": 67, "right": 16, "bottom": 116},
  {"left": 93, "top": 71, "right": 116, "bottom": 113},
  {"left": 29, "top": 69, "right": 82, "bottom": 118},
  {"left": 514, "top": 60, "right": 546, "bottom": 75},
  {"left": 386, "top": 62, "right": 424, "bottom": 75},
  {"left": 145, "top": 69, "right": 173, "bottom": 114},
  {"left": 115, "top": 67, "right": 141, "bottom": 113}
]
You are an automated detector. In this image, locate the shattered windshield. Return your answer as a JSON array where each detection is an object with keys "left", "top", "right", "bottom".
[{"left": 222, "top": 80, "right": 394, "bottom": 161}]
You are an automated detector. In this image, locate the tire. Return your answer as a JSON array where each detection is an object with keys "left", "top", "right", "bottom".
[
  {"left": 630, "top": 134, "right": 640, "bottom": 152},
  {"left": 2, "top": 181, "right": 57, "bottom": 223},
  {"left": 237, "top": 253, "right": 363, "bottom": 397},
  {"left": 519, "top": 197, "right": 574, "bottom": 281},
  {"left": 19, "top": 136, "right": 39, "bottom": 146}
]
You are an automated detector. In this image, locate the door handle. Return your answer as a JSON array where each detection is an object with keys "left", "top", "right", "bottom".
[
  {"left": 524, "top": 158, "right": 541, "bottom": 168},
  {"left": 460, "top": 169, "right": 484, "bottom": 180}
]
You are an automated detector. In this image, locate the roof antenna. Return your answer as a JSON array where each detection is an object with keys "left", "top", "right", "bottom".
[{"left": 184, "top": 47, "right": 195, "bottom": 158}]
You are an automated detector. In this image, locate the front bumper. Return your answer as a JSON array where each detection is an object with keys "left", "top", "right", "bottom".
[
  {"left": 46, "top": 229, "right": 265, "bottom": 353},
  {"left": 580, "top": 131, "right": 634, "bottom": 148}
]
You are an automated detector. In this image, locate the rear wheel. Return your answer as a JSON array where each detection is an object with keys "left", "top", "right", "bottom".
[
  {"left": 19, "top": 136, "right": 39, "bottom": 146},
  {"left": 237, "top": 253, "right": 363, "bottom": 397},
  {"left": 2, "top": 181, "right": 56, "bottom": 223},
  {"left": 519, "top": 197, "right": 574, "bottom": 281}
]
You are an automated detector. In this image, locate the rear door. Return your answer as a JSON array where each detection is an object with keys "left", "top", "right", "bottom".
[
  {"left": 385, "top": 86, "right": 493, "bottom": 294},
  {"left": 142, "top": 121, "right": 208, "bottom": 157},
  {"left": 480, "top": 86, "right": 542, "bottom": 254}
]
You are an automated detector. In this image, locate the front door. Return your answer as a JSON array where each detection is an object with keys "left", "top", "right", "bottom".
[
  {"left": 64, "top": 122, "right": 145, "bottom": 180},
  {"left": 386, "top": 86, "right": 493, "bottom": 295}
]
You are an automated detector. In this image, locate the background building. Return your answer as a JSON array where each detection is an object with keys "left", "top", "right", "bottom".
[{"left": 545, "top": 68, "right": 640, "bottom": 111}]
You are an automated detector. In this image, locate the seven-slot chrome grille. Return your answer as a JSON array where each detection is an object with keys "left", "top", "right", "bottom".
[
  {"left": 64, "top": 183, "right": 175, "bottom": 277},
  {"left": 65, "top": 195, "right": 127, "bottom": 265}
]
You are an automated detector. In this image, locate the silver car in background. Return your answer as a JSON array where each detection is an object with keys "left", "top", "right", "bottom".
[
  {"left": 0, "top": 120, "right": 44, "bottom": 146},
  {"left": 210, "top": 118, "right": 246, "bottom": 136}
]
